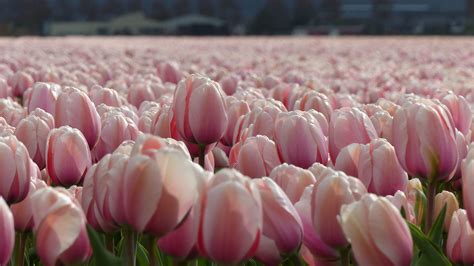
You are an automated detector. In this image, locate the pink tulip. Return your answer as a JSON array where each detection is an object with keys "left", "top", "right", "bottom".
[
  {"left": 10, "top": 71, "right": 34, "bottom": 97},
  {"left": 172, "top": 74, "right": 228, "bottom": 145},
  {"left": 89, "top": 85, "right": 126, "bottom": 107},
  {"left": 269, "top": 163, "right": 316, "bottom": 204},
  {"left": 294, "top": 186, "right": 338, "bottom": 260},
  {"left": 127, "top": 82, "right": 159, "bottom": 108},
  {"left": 334, "top": 143, "right": 362, "bottom": 177},
  {"left": 311, "top": 172, "right": 367, "bottom": 248},
  {"left": 329, "top": 107, "right": 377, "bottom": 162},
  {"left": 0, "top": 98, "right": 26, "bottom": 127},
  {"left": 369, "top": 110, "right": 393, "bottom": 141},
  {"left": 253, "top": 178, "right": 303, "bottom": 265},
  {"left": 15, "top": 108, "right": 55, "bottom": 169},
  {"left": 434, "top": 190, "right": 459, "bottom": 231},
  {"left": 31, "top": 187, "right": 92, "bottom": 266},
  {"left": 339, "top": 194, "right": 413, "bottom": 266},
  {"left": 274, "top": 111, "right": 328, "bottom": 168},
  {"left": 447, "top": 209, "right": 474, "bottom": 264},
  {"left": 92, "top": 111, "right": 139, "bottom": 161},
  {"left": 0, "top": 135, "right": 32, "bottom": 204},
  {"left": 10, "top": 177, "right": 47, "bottom": 232},
  {"left": 233, "top": 105, "right": 282, "bottom": 144},
  {"left": 198, "top": 169, "right": 262, "bottom": 264},
  {"left": 0, "top": 78, "right": 11, "bottom": 99},
  {"left": 462, "top": 146, "right": 474, "bottom": 225},
  {"left": 149, "top": 104, "right": 173, "bottom": 138},
  {"left": 123, "top": 149, "right": 203, "bottom": 237},
  {"left": 54, "top": 87, "right": 101, "bottom": 148},
  {"left": 219, "top": 74, "right": 240, "bottom": 95},
  {"left": 130, "top": 133, "right": 190, "bottom": 159},
  {"left": 0, "top": 197, "right": 14, "bottom": 265},
  {"left": 437, "top": 92, "right": 472, "bottom": 136},
  {"left": 157, "top": 61, "right": 182, "bottom": 84},
  {"left": 295, "top": 91, "right": 333, "bottom": 121},
  {"left": 392, "top": 101, "right": 458, "bottom": 181},
  {"left": 46, "top": 126, "right": 92, "bottom": 186},
  {"left": 221, "top": 97, "right": 250, "bottom": 147},
  {"left": 26, "top": 82, "right": 61, "bottom": 115},
  {"left": 229, "top": 135, "right": 281, "bottom": 178}
]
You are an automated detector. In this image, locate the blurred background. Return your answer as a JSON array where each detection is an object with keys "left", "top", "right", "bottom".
[{"left": 1, "top": 0, "right": 473, "bottom": 36}]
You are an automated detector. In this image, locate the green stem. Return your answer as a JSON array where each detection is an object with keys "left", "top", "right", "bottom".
[
  {"left": 145, "top": 235, "right": 158, "bottom": 266},
  {"left": 425, "top": 180, "right": 438, "bottom": 233},
  {"left": 198, "top": 144, "right": 206, "bottom": 168},
  {"left": 105, "top": 234, "right": 115, "bottom": 255},
  {"left": 286, "top": 253, "right": 304, "bottom": 266},
  {"left": 122, "top": 227, "right": 137, "bottom": 266},
  {"left": 13, "top": 232, "right": 27, "bottom": 266},
  {"left": 339, "top": 247, "right": 350, "bottom": 266}
]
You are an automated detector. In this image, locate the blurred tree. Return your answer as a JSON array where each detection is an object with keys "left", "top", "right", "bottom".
[
  {"left": 199, "top": 0, "right": 215, "bottom": 17},
  {"left": 10, "top": 0, "right": 51, "bottom": 34},
  {"left": 320, "top": 0, "right": 340, "bottom": 23},
  {"left": 220, "top": 0, "right": 240, "bottom": 24},
  {"left": 175, "top": 0, "right": 189, "bottom": 16},
  {"left": 249, "top": 0, "right": 291, "bottom": 34},
  {"left": 293, "top": 0, "right": 315, "bottom": 26},
  {"left": 80, "top": 0, "right": 98, "bottom": 20},
  {"left": 372, "top": 0, "right": 392, "bottom": 34},
  {"left": 103, "top": 0, "right": 125, "bottom": 17},
  {"left": 151, "top": 0, "right": 171, "bottom": 20}
]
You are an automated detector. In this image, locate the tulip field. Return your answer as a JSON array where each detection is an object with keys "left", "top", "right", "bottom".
[{"left": 1, "top": 36, "right": 474, "bottom": 266}]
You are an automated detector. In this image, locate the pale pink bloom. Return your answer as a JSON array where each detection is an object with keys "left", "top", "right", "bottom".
[
  {"left": 434, "top": 190, "right": 459, "bottom": 231},
  {"left": 295, "top": 91, "right": 333, "bottom": 121},
  {"left": 0, "top": 98, "right": 26, "bottom": 127},
  {"left": 447, "top": 209, "right": 474, "bottom": 264},
  {"left": 0, "top": 197, "right": 14, "bottom": 265},
  {"left": 437, "top": 91, "right": 472, "bottom": 136},
  {"left": 88, "top": 85, "right": 126, "bottom": 107},
  {"left": 219, "top": 73, "right": 240, "bottom": 95},
  {"left": 269, "top": 163, "right": 316, "bottom": 204},
  {"left": 26, "top": 82, "right": 61, "bottom": 115},
  {"left": 339, "top": 194, "right": 413, "bottom": 266},
  {"left": 10, "top": 71, "right": 34, "bottom": 97},
  {"left": 221, "top": 97, "right": 250, "bottom": 147},
  {"left": 10, "top": 177, "right": 47, "bottom": 232}
]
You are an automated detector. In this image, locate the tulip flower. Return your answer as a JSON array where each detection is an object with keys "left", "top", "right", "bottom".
[
  {"left": 274, "top": 110, "right": 328, "bottom": 168},
  {"left": 10, "top": 177, "right": 47, "bottom": 232},
  {"left": 220, "top": 97, "right": 250, "bottom": 147},
  {"left": 446, "top": 209, "right": 474, "bottom": 264},
  {"left": 311, "top": 172, "right": 367, "bottom": 248},
  {"left": 269, "top": 163, "right": 316, "bottom": 203},
  {"left": 54, "top": 87, "right": 101, "bottom": 148},
  {"left": 462, "top": 146, "right": 474, "bottom": 226},
  {"left": 229, "top": 135, "right": 281, "bottom": 178},
  {"left": 253, "top": 178, "right": 303, "bottom": 265},
  {"left": 437, "top": 91, "right": 472, "bottom": 136},
  {"left": 11, "top": 71, "right": 34, "bottom": 97},
  {"left": 89, "top": 85, "right": 126, "bottom": 107},
  {"left": 31, "top": 187, "right": 92, "bottom": 266},
  {"left": 26, "top": 82, "right": 61, "bottom": 115},
  {"left": 172, "top": 74, "right": 228, "bottom": 145},
  {"left": 0, "top": 98, "right": 26, "bottom": 127},
  {"left": 0, "top": 135, "right": 32, "bottom": 204},
  {"left": 46, "top": 126, "right": 92, "bottom": 187},
  {"left": 328, "top": 107, "right": 377, "bottom": 162},
  {"left": 198, "top": 169, "right": 262, "bottom": 265},
  {"left": 15, "top": 108, "right": 55, "bottom": 169},
  {"left": 339, "top": 194, "right": 413, "bottom": 266},
  {"left": 434, "top": 190, "right": 459, "bottom": 231},
  {"left": 0, "top": 197, "right": 14, "bottom": 265}
]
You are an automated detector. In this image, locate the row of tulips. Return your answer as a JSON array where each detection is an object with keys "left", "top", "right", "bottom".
[{"left": 0, "top": 37, "right": 473, "bottom": 266}]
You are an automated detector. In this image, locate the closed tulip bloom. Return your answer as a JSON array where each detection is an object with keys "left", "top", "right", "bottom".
[
  {"left": 0, "top": 197, "right": 14, "bottom": 265},
  {"left": 438, "top": 92, "right": 472, "bottom": 136},
  {"left": 0, "top": 98, "right": 26, "bottom": 127},
  {"left": 229, "top": 135, "right": 281, "bottom": 178},
  {"left": 339, "top": 194, "right": 413, "bottom": 266},
  {"left": 294, "top": 186, "right": 338, "bottom": 260},
  {"left": 221, "top": 97, "right": 250, "bottom": 147},
  {"left": 386, "top": 190, "right": 419, "bottom": 225},
  {"left": 198, "top": 169, "right": 262, "bottom": 265},
  {"left": 55, "top": 87, "right": 101, "bottom": 148},
  {"left": 462, "top": 148, "right": 474, "bottom": 225},
  {"left": 392, "top": 102, "right": 458, "bottom": 181},
  {"left": 311, "top": 172, "right": 367, "bottom": 248},
  {"left": 329, "top": 107, "right": 377, "bottom": 162},
  {"left": 219, "top": 73, "right": 240, "bottom": 95},
  {"left": 294, "top": 91, "right": 333, "bottom": 121},
  {"left": 334, "top": 143, "right": 363, "bottom": 177},
  {"left": 88, "top": 85, "right": 126, "bottom": 107},
  {"left": 157, "top": 61, "right": 182, "bottom": 84},
  {"left": 130, "top": 133, "right": 191, "bottom": 159},
  {"left": 11, "top": 70, "right": 34, "bottom": 97},
  {"left": 253, "top": 178, "right": 303, "bottom": 264},
  {"left": 92, "top": 111, "right": 139, "bottom": 161},
  {"left": 31, "top": 187, "right": 92, "bottom": 266},
  {"left": 46, "top": 126, "right": 92, "bottom": 187},
  {"left": 172, "top": 74, "right": 228, "bottom": 145},
  {"left": 274, "top": 111, "right": 328, "bottom": 168},
  {"left": 269, "top": 163, "right": 316, "bottom": 204},
  {"left": 0, "top": 135, "right": 32, "bottom": 204},
  {"left": 15, "top": 109, "right": 55, "bottom": 169},
  {"left": 10, "top": 177, "right": 47, "bottom": 232},
  {"left": 434, "top": 190, "right": 459, "bottom": 231},
  {"left": 447, "top": 209, "right": 474, "bottom": 264},
  {"left": 233, "top": 105, "right": 282, "bottom": 144},
  {"left": 370, "top": 110, "right": 393, "bottom": 142},
  {"left": 26, "top": 82, "right": 61, "bottom": 115},
  {"left": 124, "top": 149, "right": 202, "bottom": 237}
]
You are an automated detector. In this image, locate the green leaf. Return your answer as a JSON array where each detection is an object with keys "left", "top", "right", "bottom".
[
  {"left": 408, "top": 223, "right": 451, "bottom": 266},
  {"left": 428, "top": 204, "right": 447, "bottom": 247},
  {"left": 87, "top": 226, "right": 123, "bottom": 266},
  {"left": 136, "top": 242, "right": 149, "bottom": 266}
]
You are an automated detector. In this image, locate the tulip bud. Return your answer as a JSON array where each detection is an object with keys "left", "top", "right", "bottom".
[
  {"left": 26, "top": 82, "right": 61, "bottom": 115},
  {"left": 0, "top": 197, "right": 14, "bottom": 265},
  {"left": 253, "top": 178, "right": 303, "bottom": 265},
  {"left": 10, "top": 177, "right": 47, "bottom": 232},
  {"left": 274, "top": 111, "right": 328, "bottom": 168},
  {"left": 0, "top": 98, "right": 26, "bottom": 127},
  {"left": 0, "top": 135, "right": 31, "bottom": 204},
  {"left": 447, "top": 209, "right": 474, "bottom": 264},
  {"left": 463, "top": 146, "right": 474, "bottom": 226},
  {"left": 198, "top": 169, "right": 262, "bottom": 264},
  {"left": 339, "top": 194, "right": 413, "bottom": 266},
  {"left": 11, "top": 71, "right": 34, "bottom": 97},
  {"left": 229, "top": 135, "right": 281, "bottom": 178},
  {"left": 311, "top": 172, "right": 367, "bottom": 248},
  {"left": 55, "top": 87, "right": 101, "bottom": 148},
  {"left": 88, "top": 85, "right": 126, "bottom": 107},
  {"left": 392, "top": 101, "right": 458, "bottom": 181},
  {"left": 437, "top": 92, "right": 472, "bottom": 136},
  {"left": 434, "top": 191, "right": 459, "bottom": 231},
  {"left": 15, "top": 109, "right": 55, "bottom": 169},
  {"left": 269, "top": 163, "right": 316, "bottom": 204},
  {"left": 172, "top": 74, "right": 228, "bottom": 145},
  {"left": 46, "top": 126, "right": 92, "bottom": 187}
]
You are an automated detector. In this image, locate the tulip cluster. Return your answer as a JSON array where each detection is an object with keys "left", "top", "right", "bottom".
[{"left": 0, "top": 37, "right": 473, "bottom": 266}]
